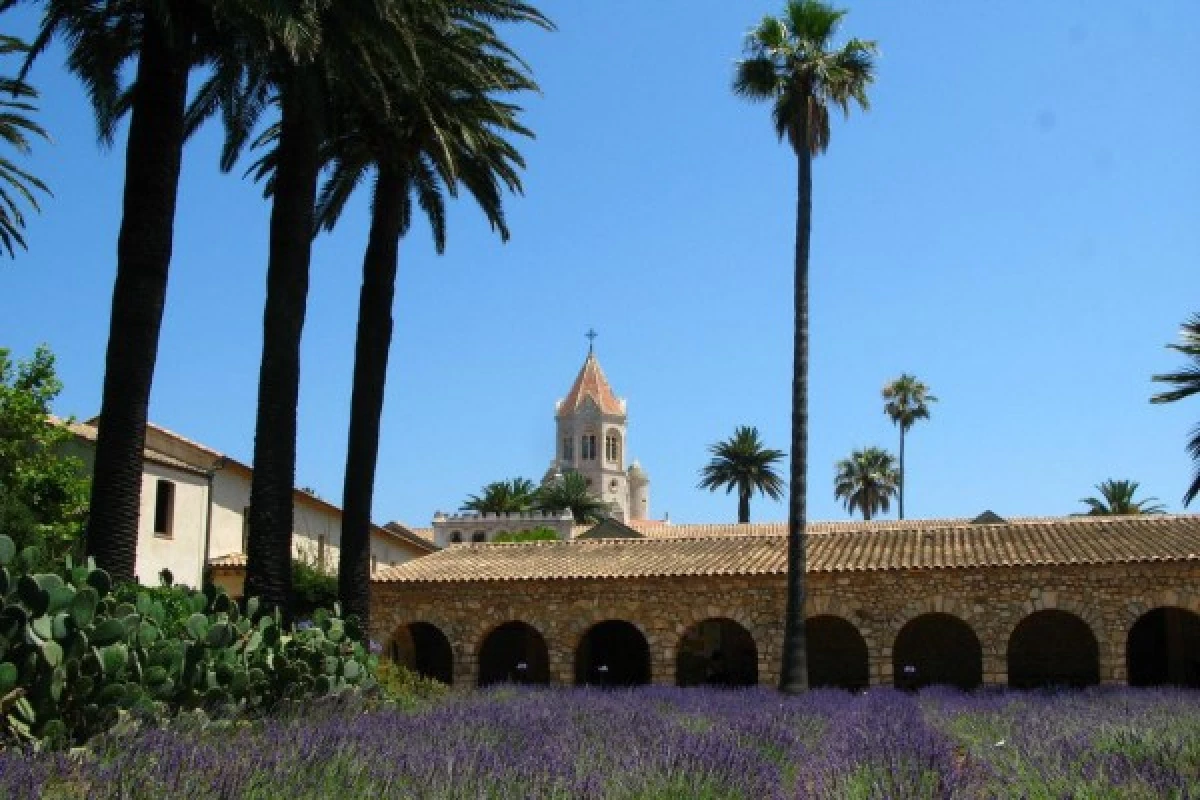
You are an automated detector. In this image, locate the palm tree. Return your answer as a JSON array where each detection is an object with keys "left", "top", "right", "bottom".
[
  {"left": 225, "top": 1, "right": 433, "bottom": 616},
  {"left": 1078, "top": 480, "right": 1166, "bottom": 516},
  {"left": 11, "top": 0, "right": 321, "bottom": 581},
  {"left": 14, "top": 0, "right": 200, "bottom": 580},
  {"left": 0, "top": 34, "right": 49, "bottom": 258},
  {"left": 463, "top": 478, "right": 541, "bottom": 515},
  {"left": 833, "top": 447, "right": 898, "bottom": 521},
  {"left": 882, "top": 374, "right": 937, "bottom": 520},
  {"left": 698, "top": 426, "right": 785, "bottom": 523},
  {"left": 733, "top": 0, "right": 875, "bottom": 693},
  {"left": 535, "top": 470, "right": 611, "bottom": 524},
  {"left": 1152, "top": 314, "right": 1200, "bottom": 506},
  {"left": 326, "top": 10, "right": 546, "bottom": 629}
]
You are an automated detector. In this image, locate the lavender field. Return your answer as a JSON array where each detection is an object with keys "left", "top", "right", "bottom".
[{"left": 4, "top": 687, "right": 1200, "bottom": 799}]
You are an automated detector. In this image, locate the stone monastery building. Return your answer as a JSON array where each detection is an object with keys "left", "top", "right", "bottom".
[{"left": 371, "top": 350, "right": 1200, "bottom": 694}]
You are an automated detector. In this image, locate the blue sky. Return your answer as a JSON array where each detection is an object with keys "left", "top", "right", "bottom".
[{"left": 2, "top": 2, "right": 1198, "bottom": 526}]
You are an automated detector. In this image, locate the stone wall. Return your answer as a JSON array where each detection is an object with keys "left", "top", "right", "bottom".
[{"left": 370, "top": 561, "right": 1200, "bottom": 688}]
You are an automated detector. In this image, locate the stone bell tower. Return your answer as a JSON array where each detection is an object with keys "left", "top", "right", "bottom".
[{"left": 545, "top": 333, "right": 649, "bottom": 521}]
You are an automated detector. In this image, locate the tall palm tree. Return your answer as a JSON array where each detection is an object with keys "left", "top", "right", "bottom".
[
  {"left": 698, "top": 425, "right": 785, "bottom": 523},
  {"left": 882, "top": 373, "right": 937, "bottom": 520},
  {"left": 733, "top": 0, "right": 875, "bottom": 693},
  {"left": 1152, "top": 314, "right": 1200, "bottom": 506},
  {"left": 1078, "top": 480, "right": 1166, "bottom": 516},
  {"left": 14, "top": 0, "right": 199, "bottom": 580},
  {"left": 834, "top": 447, "right": 898, "bottom": 521},
  {"left": 463, "top": 478, "right": 541, "bottom": 514},
  {"left": 0, "top": 34, "right": 49, "bottom": 258},
  {"left": 535, "top": 470, "right": 610, "bottom": 524},
  {"left": 323, "top": 10, "right": 546, "bottom": 628},
  {"left": 12, "top": 0, "right": 321, "bottom": 581}
]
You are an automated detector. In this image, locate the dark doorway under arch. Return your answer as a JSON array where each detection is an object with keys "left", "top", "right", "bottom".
[
  {"left": 389, "top": 622, "right": 453, "bottom": 685},
  {"left": 808, "top": 615, "right": 869, "bottom": 690},
  {"left": 1008, "top": 610, "right": 1099, "bottom": 688},
  {"left": 575, "top": 620, "right": 650, "bottom": 686},
  {"left": 676, "top": 618, "right": 758, "bottom": 687},
  {"left": 478, "top": 621, "right": 550, "bottom": 686},
  {"left": 893, "top": 612, "right": 982, "bottom": 691},
  {"left": 1128, "top": 607, "right": 1200, "bottom": 687}
]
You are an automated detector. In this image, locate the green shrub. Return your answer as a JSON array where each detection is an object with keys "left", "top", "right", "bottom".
[
  {"left": 492, "top": 527, "right": 560, "bottom": 543},
  {"left": 0, "top": 535, "right": 376, "bottom": 750},
  {"left": 373, "top": 660, "right": 449, "bottom": 710}
]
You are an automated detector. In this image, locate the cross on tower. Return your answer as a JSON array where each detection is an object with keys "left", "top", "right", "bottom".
[{"left": 585, "top": 328, "right": 598, "bottom": 353}]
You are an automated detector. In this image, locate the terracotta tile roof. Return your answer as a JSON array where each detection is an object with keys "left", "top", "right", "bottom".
[
  {"left": 57, "top": 417, "right": 207, "bottom": 476},
  {"left": 557, "top": 352, "right": 625, "bottom": 416},
  {"left": 623, "top": 516, "right": 1081, "bottom": 538},
  {"left": 381, "top": 522, "right": 439, "bottom": 553},
  {"left": 208, "top": 552, "right": 247, "bottom": 568},
  {"left": 374, "top": 515, "right": 1200, "bottom": 583}
]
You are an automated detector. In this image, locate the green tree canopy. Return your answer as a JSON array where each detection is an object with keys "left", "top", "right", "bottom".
[
  {"left": 697, "top": 425, "right": 785, "bottom": 523},
  {"left": 833, "top": 446, "right": 898, "bottom": 521},
  {"left": 462, "top": 477, "right": 539, "bottom": 514},
  {"left": 0, "top": 34, "right": 49, "bottom": 258},
  {"left": 0, "top": 346, "right": 88, "bottom": 564},
  {"left": 1152, "top": 314, "right": 1200, "bottom": 506},
  {"left": 534, "top": 470, "right": 611, "bottom": 524},
  {"left": 1078, "top": 480, "right": 1166, "bottom": 516},
  {"left": 493, "top": 527, "right": 559, "bottom": 543}
]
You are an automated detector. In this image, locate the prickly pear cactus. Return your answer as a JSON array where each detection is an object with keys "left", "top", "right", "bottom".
[{"left": 0, "top": 534, "right": 376, "bottom": 750}]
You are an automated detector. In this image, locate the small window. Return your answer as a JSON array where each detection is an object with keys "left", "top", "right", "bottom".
[
  {"left": 581, "top": 434, "right": 597, "bottom": 460},
  {"left": 472, "top": 532, "right": 487, "bottom": 543},
  {"left": 450, "top": 532, "right": 463, "bottom": 543},
  {"left": 563, "top": 436, "right": 574, "bottom": 461},
  {"left": 605, "top": 433, "right": 620, "bottom": 462},
  {"left": 153, "top": 480, "right": 175, "bottom": 537}
]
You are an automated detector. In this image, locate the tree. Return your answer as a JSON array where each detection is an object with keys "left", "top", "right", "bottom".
[
  {"left": 535, "top": 470, "right": 611, "bottom": 524},
  {"left": 228, "top": 1, "right": 431, "bottom": 617},
  {"left": 0, "top": 346, "right": 89, "bottom": 565},
  {"left": 697, "top": 425, "right": 785, "bottom": 523},
  {"left": 882, "top": 374, "right": 937, "bottom": 520},
  {"left": 462, "top": 478, "right": 540, "bottom": 514},
  {"left": 1151, "top": 314, "right": 1200, "bottom": 506},
  {"left": 733, "top": 0, "right": 875, "bottom": 693},
  {"left": 0, "top": 34, "right": 49, "bottom": 258},
  {"left": 1078, "top": 480, "right": 1166, "bottom": 516},
  {"left": 833, "top": 447, "right": 898, "bottom": 521},
  {"left": 493, "top": 527, "right": 558, "bottom": 543},
  {"left": 327, "top": 8, "right": 547, "bottom": 627}
]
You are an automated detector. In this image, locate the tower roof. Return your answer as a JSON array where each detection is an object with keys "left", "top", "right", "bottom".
[{"left": 558, "top": 352, "right": 625, "bottom": 416}]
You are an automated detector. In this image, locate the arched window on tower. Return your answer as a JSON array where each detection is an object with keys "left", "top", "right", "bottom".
[
  {"left": 605, "top": 432, "right": 621, "bottom": 463},
  {"left": 581, "top": 434, "right": 597, "bottom": 460},
  {"left": 563, "top": 436, "right": 574, "bottom": 461}
]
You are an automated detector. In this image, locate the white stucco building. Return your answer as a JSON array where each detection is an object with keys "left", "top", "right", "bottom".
[{"left": 63, "top": 418, "right": 436, "bottom": 595}]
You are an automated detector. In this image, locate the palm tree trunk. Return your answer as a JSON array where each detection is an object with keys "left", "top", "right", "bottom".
[
  {"left": 85, "top": 13, "right": 191, "bottom": 582},
  {"left": 244, "top": 77, "right": 321, "bottom": 618},
  {"left": 780, "top": 126, "right": 812, "bottom": 694},
  {"left": 898, "top": 427, "right": 905, "bottom": 520},
  {"left": 339, "top": 167, "right": 405, "bottom": 630},
  {"left": 737, "top": 486, "right": 750, "bottom": 524}
]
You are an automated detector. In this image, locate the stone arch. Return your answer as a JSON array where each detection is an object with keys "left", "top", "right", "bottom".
[
  {"left": 477, "top": 620, "right": 550, "bottom": 686},
  {"left": 893, "top": 612, "right": 982, "bottom": 690},
  {"left": 575, "top": 619, "right": 651, "bottom": 686},
  {"left": 1127, "top": 606, "right": 1200, "bottom": 687},
  {"left": 388, "top": 621, "right": 453, "bottom": 685},
  {"left": 675, "top": 618, "right": 758, "bottom": 687},
  {"left": 807, "top": 615, "right": 869, "bottom": 690},
  {"left": 1007, "top": 609, "right": 1099, "bottom": 688}
]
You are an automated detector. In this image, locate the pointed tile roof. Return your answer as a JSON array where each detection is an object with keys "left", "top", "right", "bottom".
[{"left": 558, "top": 352, "right": 625, "bottom": 416}]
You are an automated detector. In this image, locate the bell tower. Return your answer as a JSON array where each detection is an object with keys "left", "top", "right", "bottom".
[{"left": 547, "top": 333, "right": 648, "bottom": 521}]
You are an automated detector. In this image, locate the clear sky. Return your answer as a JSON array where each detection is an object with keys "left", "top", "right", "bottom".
[{"left": 2, "top": 2, "right": 1199, "bottom": 527}]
